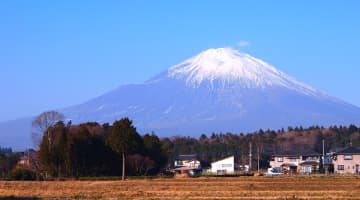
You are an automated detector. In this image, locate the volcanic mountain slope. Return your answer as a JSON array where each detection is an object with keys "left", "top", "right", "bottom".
[
  {"left": 2, "top": 48, "right": 360, "bottom": 149},
  {"left": 62, "top": 48, "right": 360, "bottom": 136}
]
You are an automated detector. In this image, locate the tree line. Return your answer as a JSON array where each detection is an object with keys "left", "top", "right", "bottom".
[
  {"left": 0, "top": 147, "right": 20, "bottom": 178},
  {"left": 37, "top": 119, "right": 360, "bottom": 177},
  {"left": 35, "top": 116, "right": 167, "bottom": 179},
  {"left": 163, "top": 125, "right": 360, "bottom": 169},
  {"left": 1, "top": 110, "right": 360, "bottom": 179}
]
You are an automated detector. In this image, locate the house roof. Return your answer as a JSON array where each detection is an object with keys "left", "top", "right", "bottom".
[
  {"left": 328, "top": 147, "right": 345, "bottom": 153},
  {"left": 173, "top": 166, "right": 200, "bottom": 171},
  {"left": 211, "top": 156, "right": 234, "bottom": 165},
  {"left": 272, "top": 149, "right": 321, "bottom": 157},
  {"left": 299, "top": 161, "right": 319, "bottom": 166},
  {"left": 175, "top": 154, "right": 198, "bottom": 160},
  {"left": 335, "top": 146, "right": 360, "bottom": 155},
  {"left": 281, "top": 163, "right": 297, "bottom": 167}
]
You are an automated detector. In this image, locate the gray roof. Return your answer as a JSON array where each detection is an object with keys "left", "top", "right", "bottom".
[
  {"left": 272, "top": 149, "right": 321, "bottom": 157},
  {"left": 335, "top": 147, "right": 360, "bottom": 154},
  {"left": 300, "top": 161, "right": 319, "bottom": 166},
  {"left": 175, "top": 154, "right": 198, "bottom": 160}
]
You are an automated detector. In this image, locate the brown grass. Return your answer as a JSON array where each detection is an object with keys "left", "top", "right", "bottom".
[{"left": 1, "top": 176, "right": 360, "bottom": 199}]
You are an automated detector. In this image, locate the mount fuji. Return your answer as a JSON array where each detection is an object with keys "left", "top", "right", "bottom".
[
  {"left": 1, "top": 48, "right": 360, "bottom": 149},
  {"left": 63, "top": 48, "right": 360, "bottom": 135}
]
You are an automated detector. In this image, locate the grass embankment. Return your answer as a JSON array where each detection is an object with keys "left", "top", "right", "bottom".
[{"left": 1, "top": 176, "right": 360, "bottom": 199}]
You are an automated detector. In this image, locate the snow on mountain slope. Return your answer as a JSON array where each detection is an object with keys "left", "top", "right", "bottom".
[
  {"left": 62, "top": 47, "right": 360, "bottom": 135},
  {"left": 168, "top": 48, "right": 319, "bottom": 96},
  {"left": 2, "top": 47, "right": 360, "bottom": 150}
]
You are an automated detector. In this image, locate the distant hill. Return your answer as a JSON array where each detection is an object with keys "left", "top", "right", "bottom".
[
  {"left": 163, "top": 125, "right": 360, "bottom": 167},
  {"left": 0, "top": 117, "right": 32, "bottom": 150}
]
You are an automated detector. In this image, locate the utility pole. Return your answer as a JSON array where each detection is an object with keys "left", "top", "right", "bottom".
[
  {"left": 257, "top": 146, "right": 260, "bottom": 174},
  {"left": 322, "top": 139, "right": 325, "bottom": 165},
  {"left": 27, "top": 149, "right": 30, "bottom": 166},
  {"left": 249, "top": 142, "right": 252, "bottom": 172},
  {"left": 322, "top": 139, "right": 326, "bottom": 174}
]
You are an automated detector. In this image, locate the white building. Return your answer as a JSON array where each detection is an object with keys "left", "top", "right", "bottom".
[{"left": 211, "top": 156, "right": 234, "bottom": 174}]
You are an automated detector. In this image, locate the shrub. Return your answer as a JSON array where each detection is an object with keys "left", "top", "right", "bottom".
[{"left": 8, "top": 167, "right": 37, "bottom": 180}]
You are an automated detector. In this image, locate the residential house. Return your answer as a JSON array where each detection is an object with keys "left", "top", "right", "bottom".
[
  {"left": 17, "top": 149, "right": 36, "bottom": 166},
  {"left": 270, "top": 151, "right": 321, "bottom": 174},
  {"left": 173, "top": 154, "right": 201, "bottom": 177},
  {"left": 299, "top": 154, "right": 321, "bottom": 174},
  {"left": 210, "top": 156, "right": 234, "bottom": 174},
  {"left": 332, "top": 146, "right": 360, "bottom": 174},
  {"left": 174, "top": 154, "right": 201, "bottom": 169}
]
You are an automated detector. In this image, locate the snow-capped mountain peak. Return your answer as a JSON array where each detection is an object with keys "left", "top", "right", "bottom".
[
  {"left": 3, "top": 47, "right": 360, "bottom": 150},
  {"left": 168, "top": 48, "right": 318, "bottom": 95}
]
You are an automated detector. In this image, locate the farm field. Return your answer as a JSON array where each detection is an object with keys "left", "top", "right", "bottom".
[{"left": 1, "top": 176, "right": 360, "bottom": 199}]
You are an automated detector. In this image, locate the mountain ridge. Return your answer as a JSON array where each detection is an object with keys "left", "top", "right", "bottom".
[
  {"left": 1, "top": 47, "right": 360, "bottom": 150},
  {"left": 62, "top": 48, "right": 360, "bottom": 134}
]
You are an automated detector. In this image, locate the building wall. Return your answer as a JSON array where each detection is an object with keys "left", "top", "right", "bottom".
[
  {"left": 211, "top": 156, "right": 234, "bottom": 174},
  {"left": 175, "top": 160, "right": 201, "bottom": 168},
  {"left": 333, "top": 154, "right": 360, "bottom": 174},
  {"left": 269, "top": 156, "right": 301, "bottom": 168},
  {"left": 270, "top": 155, "right": 320, "bottom": 174},
  {"left": 298, "top": 164, "right": 319, "bottom": 174}
]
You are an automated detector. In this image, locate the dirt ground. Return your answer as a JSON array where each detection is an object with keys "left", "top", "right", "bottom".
[{"left": 1, "top": 176, "right": 360, "bottom": 199}]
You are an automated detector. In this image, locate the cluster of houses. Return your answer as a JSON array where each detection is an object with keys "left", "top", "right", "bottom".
[
  {"left": 270, "top": 146, "right": 360, "bottom": 175},
  {"left": 18, "top": 146, "right": 360, "bottom": 176},
  {"left": 172, "top": 146, "right": 360, "bottom": 176},
  {"left": 173, "top": 154, "right": 243, "bottom": 177}
]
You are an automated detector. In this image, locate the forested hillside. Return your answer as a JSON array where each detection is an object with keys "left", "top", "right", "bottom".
[
  {"left": 1, "top": 119, "right": 359, "bottom": 179},
  {"left": 163, "top": 125, "right": 360, "bottom": 168}
]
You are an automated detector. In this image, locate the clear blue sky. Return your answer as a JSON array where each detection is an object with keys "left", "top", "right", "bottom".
[{"left": 1, "top": 1, "right": 359, "bottom": 121}]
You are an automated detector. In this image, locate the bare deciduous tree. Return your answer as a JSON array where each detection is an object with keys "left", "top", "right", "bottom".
[
  {"left": 31, "top": 111, "right": 64, "bottom": 149},
  {"left": 127, "top": 154, "right": 156, "bottom": 176}
]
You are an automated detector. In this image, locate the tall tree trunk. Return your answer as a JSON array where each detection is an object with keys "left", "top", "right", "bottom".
[{"left": 122, "top": 152, "right": 125, "bottom": 181}]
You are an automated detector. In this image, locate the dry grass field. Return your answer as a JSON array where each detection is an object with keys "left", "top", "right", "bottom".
[{"left": 1, "top": 176, "right": 360, "bottom": 199}]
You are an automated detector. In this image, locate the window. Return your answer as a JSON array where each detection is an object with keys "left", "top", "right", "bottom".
[
  {"left": 303, "top": 166, "right": 312, "bottom": 173},
  {"left": 277, "top": 157, "right": 284, "bottom": 162},
  {"left": 344, "top": 155, "right": 353, "bottom": 160},
  {"left": 175, "top": 161, "right": 184, "bottom": 166},
  {"left": 221, "top": 164, "right": 233, "bottom": 168},
  {"left": 305, "top": 156, "right": 318, "bottom": 161},
  {"left": 338, "top": 165, "right": 344, "bottom": 170}
]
